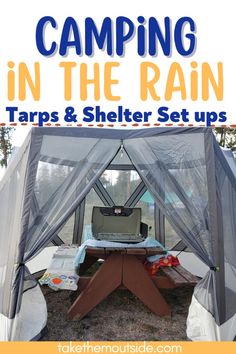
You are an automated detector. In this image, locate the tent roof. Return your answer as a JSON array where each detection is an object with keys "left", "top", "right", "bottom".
[{"left": 33, "top": 126, "right": 209, "bottom": 139}]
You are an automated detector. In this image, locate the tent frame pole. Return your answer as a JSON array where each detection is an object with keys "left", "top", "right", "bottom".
[
  {"left": 205, "top": 131, "right": 226, "bottom": 325},
  {"left": 73, "top": 198, "right": 86, "bottom": 245},
  {"left": 94, "top": 180, "right": 115, "bottom": 206},
  {"left": 154, "top": 205, "right": 165, "bottom": 243},
  {"left": 125, "top": 181, "right": 147, "bottom": 207}
]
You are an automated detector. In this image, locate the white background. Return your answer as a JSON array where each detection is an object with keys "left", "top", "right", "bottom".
[{"left": 0, "top": 0, "right": 235, "bottom": 137}]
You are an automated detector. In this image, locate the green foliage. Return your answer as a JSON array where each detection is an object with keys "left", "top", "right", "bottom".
[
  {"left": 214, "top": 128, "right": 236, "bottom": 149},
  {"left": 0, "top": 127, "right": 15, "bottom": 167}
]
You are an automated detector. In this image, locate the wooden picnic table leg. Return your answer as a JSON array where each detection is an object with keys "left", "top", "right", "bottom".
[
  {"left": 78, "top": 255, "right": 99, "bottom": 275},
  {"left": 122, "top": 255, "right": 171, "bottom": 316},
  {"left": 67, "top": 253, "right": 122, "bottom": 321}
]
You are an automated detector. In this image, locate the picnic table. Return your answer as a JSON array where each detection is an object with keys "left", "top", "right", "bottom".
[{"left": 67, "top": 247, "right": 198, "bottom": 320}]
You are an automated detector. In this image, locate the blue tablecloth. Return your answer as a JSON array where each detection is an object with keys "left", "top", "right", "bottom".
[{"left": 74, "top": 237, "right": 168, "bottom": 266}]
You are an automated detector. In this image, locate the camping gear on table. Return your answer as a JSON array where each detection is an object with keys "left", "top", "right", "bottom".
[{"left": 91, "top": 206, "right": 148, "bottom": 243}]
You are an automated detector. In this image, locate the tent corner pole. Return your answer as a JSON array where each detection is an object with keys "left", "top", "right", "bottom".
[{"left": 205, "top": 131, "right": 226, "bottom": 325}]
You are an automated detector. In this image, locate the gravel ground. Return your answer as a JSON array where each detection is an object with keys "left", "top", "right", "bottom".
[{"left": 41, "top": 285, "right": 194, "bottom": 341}]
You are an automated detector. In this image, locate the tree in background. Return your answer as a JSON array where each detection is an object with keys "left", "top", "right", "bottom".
[
  {"left": 0, "top": 127, "right": 15, "bottom": 167},
  {"left": 214, "top": 128, "right": 236, "bottom": 149}
]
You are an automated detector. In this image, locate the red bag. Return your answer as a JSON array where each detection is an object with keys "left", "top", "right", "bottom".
[{"left": 144, "top": 255, "right": 180, "bottom": 276}]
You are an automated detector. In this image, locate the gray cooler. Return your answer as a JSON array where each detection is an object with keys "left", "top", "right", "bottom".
[{"left": 91, "top": 206, "right": 148, "bottom": 243}]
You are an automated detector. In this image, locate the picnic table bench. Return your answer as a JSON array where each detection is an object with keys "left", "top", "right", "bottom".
[
  {"left": 67, "top": 247, "right": 199, "bottom": 321},
  {"left": 160, "top": 265, "right": 199, "bottom": 286}
]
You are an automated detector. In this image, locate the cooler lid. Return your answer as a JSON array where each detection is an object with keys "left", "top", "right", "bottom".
[{"left": 92, "top": 206, "right": 141, "bottom": 236}]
